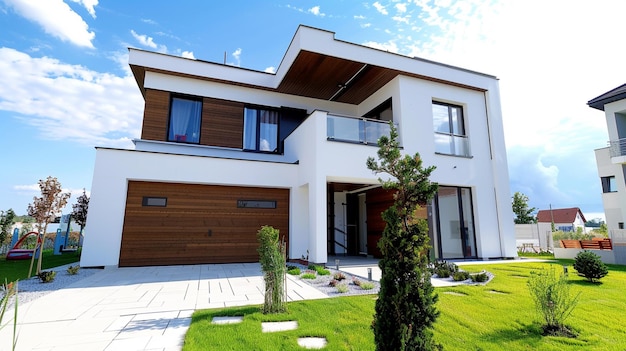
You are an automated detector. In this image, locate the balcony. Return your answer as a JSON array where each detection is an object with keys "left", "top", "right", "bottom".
[
  {"left": 326, "top": 115, "right": 394, "bottom": 145},
  {"left": 609, "top": 138, "right": 626, "bottom": 158}
]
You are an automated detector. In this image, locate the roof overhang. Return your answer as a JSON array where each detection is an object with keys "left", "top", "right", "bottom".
[
  {"left": 129, "top": 25, "right": 498, "bottom": 104},
  {"left": 588, "top": 83, "right": 626, "bottom": 111}
]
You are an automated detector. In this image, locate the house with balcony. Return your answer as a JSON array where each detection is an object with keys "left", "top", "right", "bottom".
[
  {"left": 589, "top": 83, "right": 626, "bottom": 234},
  {"left": 80, "top": 25, "right": 516, "bottom": 268}
]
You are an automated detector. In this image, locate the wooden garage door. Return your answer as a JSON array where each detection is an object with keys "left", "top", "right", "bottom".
[{"left": 119, "top": 181, "right": 289, "bottom": 267}]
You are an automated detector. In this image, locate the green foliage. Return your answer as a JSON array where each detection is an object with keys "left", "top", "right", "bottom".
[
  {"left": 352, "top": 278, "right": 362, "bottom": 286},
  {"left": 367, "top": 123, "right": 441, "bottom": 351},
  {"left": 432, "top": 260, "right": 459, "bottom": 278},
  {"left": 527, "top": 267, "right": 579, "bottom": 336},
  {"left": 309, "top": 265, "right": 330, "bottom": 275},
  {"left": 257, "top": 225, "right": 287, "bottom": 314},
  {"left": 552, "top": 230, "right": 593, "bottom": 242},
  {"left": 336, "top": 284, "right": 349, "bottom": 293},
  {"left": 0, "top": 280, "right": 18, "bottom": 350},
  {"left": 573, "top": 250, "right": 608, "bottom": 282},
  {"left": 1, "top": 249, "right": 80, "bottom": 282},
  {"left": 470, "top": 272, "right": 489, "bottom": 283},
  {"left": 286, "top": 267, "right": 301, "bottom": 275},
  {"left": 301, "top": 273, "right": 316, "bottom": 280},
  {"left": 452, "top": 271, "right": 470, "bottom": 281},
  {"left": 512, "top": 192, "right": 537, "bottom": 224},
  {"left": 71, "top": 189, "right": 89, "bottom": 234},
  {"left": 591, "top": 223, "right": 608, "bottom": 238},
  {"left": 360, "top": 282, "right": 375, "bottom": 290},
  {"left": 37, "top": 270, "right": 57, "bottom": 283},
  {"left": 66, "top": 265, "right": 80, "bottom": 275},
  {"left": 0, "top": 209, "right": 16, "bottom": 245}
]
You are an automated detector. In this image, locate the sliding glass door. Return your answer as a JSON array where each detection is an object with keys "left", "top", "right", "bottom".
[{"left": 435, "top": 186, "right": 476, "bottom": 259}]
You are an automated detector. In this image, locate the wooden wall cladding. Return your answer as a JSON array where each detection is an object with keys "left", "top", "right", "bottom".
[
  {"left": 119, "top": 181, "right": 289, "bottom": 267},
  {"left": 201, "top": 97, "right": 244, "bottom": 148},
  {"left": 141, "top": 89, "right": 170, "bottom": 141}
]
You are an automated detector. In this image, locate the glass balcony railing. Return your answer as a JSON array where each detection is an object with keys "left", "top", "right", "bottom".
[
  {"left": 327, "top": 115, "right": 394, "bottom": 145},
  {"left": 434, "top": 133, "right": 471, "bottom": 157},
  {"left": 609, "top": 139, "right": 626, "bottom": 158}
]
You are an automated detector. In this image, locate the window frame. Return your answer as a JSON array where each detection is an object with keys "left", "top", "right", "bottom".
[
  {"left": 243, "top": 105, "right": 280, "bottom": 153},
  {"left": 432, "top": 101, "right": 470, "bottom": 157},
  {"left": 601, "top": 176, "right": 617, "bottom": 193},
  {"left": 167, "top": 95, "right": 203, "bottom": 144}
]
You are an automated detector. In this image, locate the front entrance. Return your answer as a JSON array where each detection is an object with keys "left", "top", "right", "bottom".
[{"left": 434, "top": 186, "right": 477, "bottom": 259}]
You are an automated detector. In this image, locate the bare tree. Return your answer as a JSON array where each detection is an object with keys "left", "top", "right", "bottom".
[
  {"left": 71, "top": 188, "right": 89, "bottom": 238},
  {"left": 27, "top": 176, "right": 70, "bottom": 277}
]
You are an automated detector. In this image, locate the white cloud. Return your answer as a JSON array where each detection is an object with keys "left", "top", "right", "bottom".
[
  {"left": 308, "top": 6, "right": 325, "bottom": 17},
  {"left": 265, "top": 66, "right": 276, "bottom": 73},
  {"left": 130, "top": 30, "right": 157, "bottom": 49},
  {"left": 363, "top": 40, "right": 399, "bottom": 53},
  {"left": 4, "top": 0, "right": 95, "bottom": 48},
  {"left": 181, "top": 51, "right": 195, "bottom": 59},
  {"left": 361, "top": 23, "right": 372, "bottom": 28},
  {"left": 13, "top": 184, "right": 40, "bottom": 193},
  {"left": 395, "top": 3, "right": 407, "bottom": 13},
  {"left": 392, "top": 15, "right": 410, "bottom": 24},
  {"left": 0, "top": 47, "right": 143, "bottom": 148},
  {"left": 141, "top": 18, "right": 157, "bottom": 25},
  {"left": 354, "top": 15, "right": 366, "bottom": 19},
  {"left": 373, "top": 2, "right": 388, "bottom": 15},
  {"left": 229, "top": 48, "right": 242, "bottom": 67},
  {"left": 69, "top": 0, "right": 98, "bottom": 18}
]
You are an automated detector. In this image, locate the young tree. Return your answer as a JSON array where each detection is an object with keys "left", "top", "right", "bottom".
[
  {"left": 367, "top": 124, "right": 441, "bottom": 351},
  {"left": 512, "top": 191, "right": 537, "bottom": 224},
  {"left": 27, "top": 176, "right": 70, "bottom": 277},
  {"left": 0, "top": 208, "right": 16, "bottom": 245},
  {"left": 71, "top": 189, "right": 89, "bottom": 237},
  {"left": 257, "top": 225, "right": 287, "bottom": 314}
]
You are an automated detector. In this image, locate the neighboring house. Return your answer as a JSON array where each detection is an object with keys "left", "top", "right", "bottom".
[
  {"left": 588, "top": 84, "right": 626, "bottom": 233},
  {"left": 80, "top": 25, "right": 517, "bottom": 268},
  {"left": 536, "top": 207, "right": 587, "bottom": 233}
]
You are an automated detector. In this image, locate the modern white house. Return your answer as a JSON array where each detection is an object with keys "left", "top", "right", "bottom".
[
  {"left": 589, "top": 84, "right": 626, "bottom": 235},
  {"left": 80, "top": 25, "right": 517, "bottom": 268}
]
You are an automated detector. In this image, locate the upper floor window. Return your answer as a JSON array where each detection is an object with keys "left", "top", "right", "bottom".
[
  {"left": 168, "top": 97, "right": 202, "bottom": 143},
  {"left": 432, "top": 101, "right": 470, "bottom": 157},
  {"left": 601, "top": 176, "right": 617, "bottom": 193},
  {"left": 244, "top": 107, "right": 278, "bottom": 152}
]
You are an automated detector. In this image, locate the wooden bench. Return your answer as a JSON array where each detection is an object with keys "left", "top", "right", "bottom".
[{"left": 560, "top": 238, "right": 612, "bottom": 250}]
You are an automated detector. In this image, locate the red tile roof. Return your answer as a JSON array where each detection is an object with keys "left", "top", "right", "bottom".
[{"left": 536, "top": 207, "right": 586, "bottom": 224}]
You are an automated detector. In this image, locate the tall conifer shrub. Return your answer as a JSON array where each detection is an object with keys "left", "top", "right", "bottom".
[{"left": 366, "top": 123, "right": 441, "bottom": 351}]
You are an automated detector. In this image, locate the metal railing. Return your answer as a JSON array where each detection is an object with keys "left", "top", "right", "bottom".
[
  {"left": 609, "top": 139, "right": 626, "bottom": 157},
  {"left": 327, "top": 115, "right": 395, "bottom": 145}
]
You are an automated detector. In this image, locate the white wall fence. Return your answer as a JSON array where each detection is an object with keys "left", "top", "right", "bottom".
[{"left": 514, "top": 224, "right": 553, "bottom": 251}]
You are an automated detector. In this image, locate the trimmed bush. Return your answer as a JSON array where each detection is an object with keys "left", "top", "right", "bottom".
[
  {"left": 452, "top": 271, "right": 470, "bottom": 281},
  {"left": 67, "top": 265, "right": 80, "bottom": 275},
  {"left": 38, "top": 270, "right": 56, "bottom": 283},
  {"left": 573, "top": 250, "right": 608, "bottom": 283},
  {"left": 336, "top": 284, "right": 349, "bottom": 293},
  {"left": 301, "top": 273, "right": 316, "bottom": 280},
  {"left": 360, "top": 282, "right": 375, "bottom": 290},
  {"left": 287, "top": 267, "right": 301, "bottom": 275},
  {"left": 471, "top": 272, "right": 489, "bottom": 283}
]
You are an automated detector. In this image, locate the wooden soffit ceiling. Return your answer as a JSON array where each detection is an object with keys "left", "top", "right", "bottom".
[{"left": 276, "top": 51, "right": 400, "bottom": 105}]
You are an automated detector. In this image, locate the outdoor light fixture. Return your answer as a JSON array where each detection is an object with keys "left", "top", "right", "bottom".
[
  {"left": 563, "top": 265, "right": 568, "bottom": 276},
  {"left": 368, "top": 268, "right": 372, "bottom": 281},
  {"left": 335, "top": 259, "right": 340, "bottom": 270}
]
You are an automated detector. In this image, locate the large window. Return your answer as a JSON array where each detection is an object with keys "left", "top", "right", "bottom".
[
  {"left": 243, "top": 107, "right": 279, "bottom": 152},
  {"left": 434, "top": 186, "right": 476, "bottom": 259},
  {"left": 601, "top": 176, "right": 617, "bottom": 193},
  {"left": 168, "top": 97, "right": 202, "bottom": 143},
  {"left": 432, "top": 102, "right": 470, "bottom": 157}
]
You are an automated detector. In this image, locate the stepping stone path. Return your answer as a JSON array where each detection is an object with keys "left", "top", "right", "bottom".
[
  {"left": 261, "top": 321, "right": 298, "bottom": 333},
  {"left": 212, "top": 317, "right": 328, "bottom": 348},
  {"left": 212, "top": 316, "right": 244, "bottom": 324},
  {"left": 298, "top": 337, "right": 328, "bottom": 349}
]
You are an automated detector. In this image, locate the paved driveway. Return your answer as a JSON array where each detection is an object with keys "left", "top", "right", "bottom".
[{"left": 1, "top": 263, "right": 328, "bottom": 351}]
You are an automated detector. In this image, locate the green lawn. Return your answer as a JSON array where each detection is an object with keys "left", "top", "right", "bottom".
[
  {"left": 0, "top": 250, "right": 80, "bottom": 282},
  {"left": 184, "top": 261, "right": 626, "bottom": 350}
]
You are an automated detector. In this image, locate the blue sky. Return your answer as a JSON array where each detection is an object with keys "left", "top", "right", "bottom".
[{"left": 0, "top": 0, "right": 624, "bottom": 221}]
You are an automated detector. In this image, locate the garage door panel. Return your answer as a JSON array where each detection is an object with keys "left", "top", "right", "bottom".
[{"left": 119, "top": 181, "right": 289, "bottom": 267}]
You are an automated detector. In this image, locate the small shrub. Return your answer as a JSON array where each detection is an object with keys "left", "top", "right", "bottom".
[
  {"left": 328, "top": 279, "right": 338, "bottom": 287},
  {"left": 336, "top": 284, "right": 349, "bottom": 293},
  {"left": 67, "top": 265, "right": 80, "bottom": 275},
  {"left": 352, "top": 278, "right": 362, "bottom": 286},
  {"left": 257, "top": 225, "right": 287, "bottom": 314},
  {"left": 308, "top": 265, "right": 331, "bottom": 276},
  {"left": 333, "top": 272, "right": 346, "bottom": 281},
  {"left": 574, "top": 250, "right": 608, "bottom": 283},
  {"left": 316, "top": 268, "right": 330, "bottom": 276},
  {"left": 307, "top": 264, "right": 319, "bottom": 270},
  {"left": 38, "top": 271, "right": 57, "bottom": 283},
  {"left": 452, "top": 271, "right": 470, "bottom": 281},
  {"left": 287, "top": 267, "right": 301, "bottom": 275},
  {"left": 360, "top": 282, "right": 375, "bottom": 290},
  {"left": 471, "top": 272, "right": 489, "bottom": 283},
  {"left": 432, "top": 260, "right": 458, "bottom": 278},
  {"left": 527, "top": 267, "right": 579, "bottom": 337},
  {"left": 301, "top": 273, "right": 316, "bottom": 280}
]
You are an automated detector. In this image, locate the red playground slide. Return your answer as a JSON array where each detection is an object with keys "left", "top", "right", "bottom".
[{"left": 5, "top": 232, "right": 42, "bottom": 260}]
